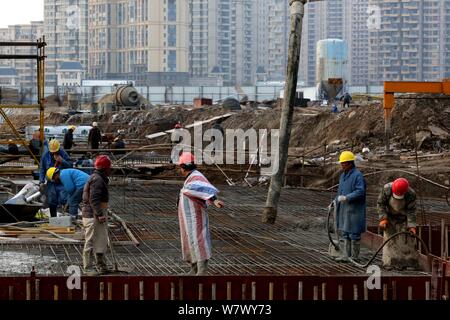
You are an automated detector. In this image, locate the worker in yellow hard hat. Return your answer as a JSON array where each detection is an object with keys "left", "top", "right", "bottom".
[
  {"left": 63, "top": 125, "right": 77, "bottom": 151},
  {"left": 334, "top": 150, "right": 367, "bottom": 263},
  {"left": 39, "top": 139, "right": 73, "bottom": 217}
]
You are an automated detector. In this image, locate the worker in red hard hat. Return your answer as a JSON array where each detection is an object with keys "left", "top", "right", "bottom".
[
  {"left": 177, "top": 151, "right": 224, "bottom": 276},
  {"left": 81, "top": 155, "right": 112, "bottom": 275},
  {"left": 377, "top": 177, "right": 418, "bottom": 270}
]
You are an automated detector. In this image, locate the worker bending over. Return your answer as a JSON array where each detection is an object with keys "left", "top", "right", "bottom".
[
  {"left": 47, "top": 168, "right": 89, "bottom": 221},
  {"left": 377, "top": 178, "right": 418, "bottom": 270},
  {"left": 39, "top": 140, "right": 72, "bottom": 217},
  {"left": 335, "top": 151, "right": 367, "bottom": 262},
  {"left": 177, "top": 152, "right": 224, "bottom": 275},
  {"left": 81, "top": 155, "right": 112, "bottom": 274}
]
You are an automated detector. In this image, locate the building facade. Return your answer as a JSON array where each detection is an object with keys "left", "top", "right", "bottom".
[
  {"left": 0, "top": 21, "right": 44, "bottom": 88},
  {"left": 44, "top": 0, "right": 89, "bottom": 87},
  {"left": 88, "top": 0, "right": 190, "bottom": 86},
  {"left": 267, "top": 0, "right": 289, "bottom": 81},
  {"left": 368, "top": 0, "right": 449, "bottom": 84},
  {"left": 189, "top": 0, "right": 256, "bottom": 86},
  {"left": 299, "top": 0, "right": 369, "bottom": 86}
]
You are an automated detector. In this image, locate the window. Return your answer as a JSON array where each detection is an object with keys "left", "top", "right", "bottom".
[
  {"left": 168, "top": 0, "right": 176, "bottom": 21},
  {"left": 168, "top": 25, "right": 176, "bottom": 46},
  {"left": 168, "top": 50, "right": 176, "bottom": 72}
]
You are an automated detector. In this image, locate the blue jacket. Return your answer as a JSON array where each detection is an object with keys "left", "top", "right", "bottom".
[
  {"left": 39, "top": 149, "right": 72, "bottom": 183},
  {"left": 60, "top": 169, "right": 89, "bottom": 194},
  {"left": 336, "top": 167, "right": 367, "bottom": 235}
]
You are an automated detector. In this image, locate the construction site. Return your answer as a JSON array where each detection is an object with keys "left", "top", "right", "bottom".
[{"left": 0, "top": 3, "right": 449, "bottom": 304}]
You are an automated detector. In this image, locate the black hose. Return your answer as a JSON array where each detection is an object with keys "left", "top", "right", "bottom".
[
  {"left": 326, "top": 205, "right": 430, "bottom": 268},
  {"left": 349, "top": 231, "right": 430, "bottom": 269},
  {"left": 326, "top": 201, "right": 340, "bottom": 251}
]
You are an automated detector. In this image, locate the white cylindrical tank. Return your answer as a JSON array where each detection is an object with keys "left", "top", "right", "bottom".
[{"left": 316, "top": 39, "right": 349, "bottom": 100}]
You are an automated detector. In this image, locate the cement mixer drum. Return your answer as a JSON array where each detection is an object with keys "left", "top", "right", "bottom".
[{"left": 115, "top": 85, "right": 139, "bottom": 106}]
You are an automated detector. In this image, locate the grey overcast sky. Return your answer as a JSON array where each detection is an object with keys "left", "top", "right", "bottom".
[{"left": 0, "top": 0, "right": 44, "bottom": 28}]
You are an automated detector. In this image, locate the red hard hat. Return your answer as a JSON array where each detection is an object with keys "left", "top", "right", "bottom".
[
  {"left": 178, "top": 152, "right": 195, "bottom": 166},
  {"left": 174, "top": 123, "right": 182, "bottom": 129},
  {"left": 95, "top": 155, "right": 112, "bottom": 169},
  {"left": 392, "top": 178, "right": 409, "bottom": 199}
]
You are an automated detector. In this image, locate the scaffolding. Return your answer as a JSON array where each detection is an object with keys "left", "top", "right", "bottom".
[{"left": 0, "top": 38, "right": 47, "bottom": 164}]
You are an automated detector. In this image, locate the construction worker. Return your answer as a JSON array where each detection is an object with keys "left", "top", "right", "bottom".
[
  {"left": 88, "top": 122, "right": 102, "bottom": 150},
  {"left": 177, "top": 152, "right": 224, "bottom": 275},
  {"left": 39, "top": 139, "right": 72, "bottom": 217},
  {"left": 335, "top": 151, "right": 367, "bottom": 262},
  {"left": 112, "top": 136, "right": 126, "bottom": 155},
  {"left": 46, "top": 168, "right": 89, "bottom": 220},
  {"left": 7, "top": 140, "right": 19, "bottom": 155},
  {"left": 81, "top": 155, "right": 112, "bottom": 274},
  {"left": 377, "top": 178, "right": 418, "bottom": 270},
  {"left": 340, "top": 92, "right": 352, "bottom": 109},
  {"left": 63, "top": 125, "right": 76, "bottom": 150}
]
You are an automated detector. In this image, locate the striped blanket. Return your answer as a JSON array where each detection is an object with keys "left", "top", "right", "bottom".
[{"left": 178, "top": 170, "right": 218, "bottom": 263}]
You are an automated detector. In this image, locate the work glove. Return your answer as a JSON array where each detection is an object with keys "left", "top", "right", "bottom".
[
  {"left": 379, "top": 219, "right": 388, "bottom": 230},
  {"left": 337, "top": 195, "right": 347, "bottom": 203},
  {"left": 408, "top": 227, "right": 416, "bottom": 235}
]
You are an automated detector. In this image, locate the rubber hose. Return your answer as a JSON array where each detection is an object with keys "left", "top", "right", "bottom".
[
  {"left": 348, "top": 231, "right": 430, "bottom": 269},
  {"left": 326, "top": 200, "right": 340, "bottom": 251}
]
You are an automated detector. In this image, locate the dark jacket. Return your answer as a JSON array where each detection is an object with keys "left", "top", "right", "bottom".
[
  {"left": 377, "top": 182, "right": 416, "bottom": 227},
  {"left": 63, "top": 130, "right": 74, "bottom": 149},
  {"left": 82, "top": 170, "right": 109, "bottom": 218},
  {"left": 88, "top": 127, "right": 102, "bottom": 148},
  {"left": 336, "top": 167, "right": 367, "bottom": 235}
]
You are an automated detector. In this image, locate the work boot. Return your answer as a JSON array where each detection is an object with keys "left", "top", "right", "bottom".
[
  {"left": 187, "top": 263, "right": 197, "bottom": 275},
  {"left": 335, "top": 239, "right": 351, "bottom": 263},
  {"left": 351, "top": 240, "right": 360, "bottom": 262},
  {"left": 95, "top": 253, "right": 110, "bottom": 275},
  {"left": 196, "top": 260, "right": 208, "bottom": 276}
]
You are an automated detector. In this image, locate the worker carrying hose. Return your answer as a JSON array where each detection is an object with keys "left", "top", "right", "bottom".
[
  {"left": 377, "top": 178, "right": 418, "bottom": 270},
  {"left": 39, "top": 139, "right": 73, "bottom": 217},
  {"left": 46, "top": 168, "right": 89, "bottom": 221},
  {"left": 81, "top": 155, "right": 112, "bottom": 275},
  {"left": 177, "top": 152, "right": 224, "bottom": 275},
  {"left": 335, "top": 151, "right": 367, "bottom": 262}
]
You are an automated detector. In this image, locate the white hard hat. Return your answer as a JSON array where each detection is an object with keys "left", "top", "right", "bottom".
[{"left": 92, "top": 122, "right": 98, "bottom": 127}]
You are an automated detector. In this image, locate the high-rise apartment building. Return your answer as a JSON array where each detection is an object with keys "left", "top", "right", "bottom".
[
  {"left": 300, "top": 0, "right": 369, "bottom": 86},
  {"left": 267, "top": 0, "right": 289, "bottom": 81},
  {"left": 189, "top": 0, "right": 255, "bottom": 85},
  {"left": 88, "top": 0, "right": 190, "bottom": 86},
  {"left": 0, "top": 21, "right": 44, "bottom": 88},
  {"left": 44, "top": 0, "right": 89, "bottom": 87},
  {"left": 368, "top": 0, "right": 449, "bottom": 84}
]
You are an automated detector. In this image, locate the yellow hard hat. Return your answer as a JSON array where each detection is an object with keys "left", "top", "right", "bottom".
[
  {"left": 69, "top": 125, "right": 76, "bottom": 131},
  {"left": 46, "top": 167, "right": 59, "bottom": 180},
  {"left": 49, "top": 139, "right": 60, "bottom": 153},
  {"left": 339, "top": 151, "right": 356, "bottom": 163}
]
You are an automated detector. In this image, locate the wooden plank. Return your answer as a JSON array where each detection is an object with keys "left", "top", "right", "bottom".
[
  {"left": 140, "top": 281, "right": 145, "bottom": 300},
  {"left": 99, "top": 282, "right": 104, "bottom": 301},
  {"left": 298, "top": 282, "right": 303, "bottom": 300},
  {"left": 82, "top": 282, "right": 87, "bottom": 300},
  {"left": 124, "top": 284, "right": 129, "bottom": 301},
  {"left": 35, "top": 279, "right": 40, "bottom": 300},
  {"left": 154, "top": 282, "right": 159, "bottom": 300}
]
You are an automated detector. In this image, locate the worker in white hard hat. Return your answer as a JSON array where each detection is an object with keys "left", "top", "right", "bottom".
[
  {"left": 39, "top": 139, "right": 73, "bottom": 217},
  {"left": 334, "top": 151, "right": 367, "bottom": 263},
  {"left": 88, "top": 122, "right": 102, "bottom": 150}
]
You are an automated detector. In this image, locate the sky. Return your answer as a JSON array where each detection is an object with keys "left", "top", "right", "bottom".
[{"left": 0, "top": 0, "right": 44, "bottom": 28}]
